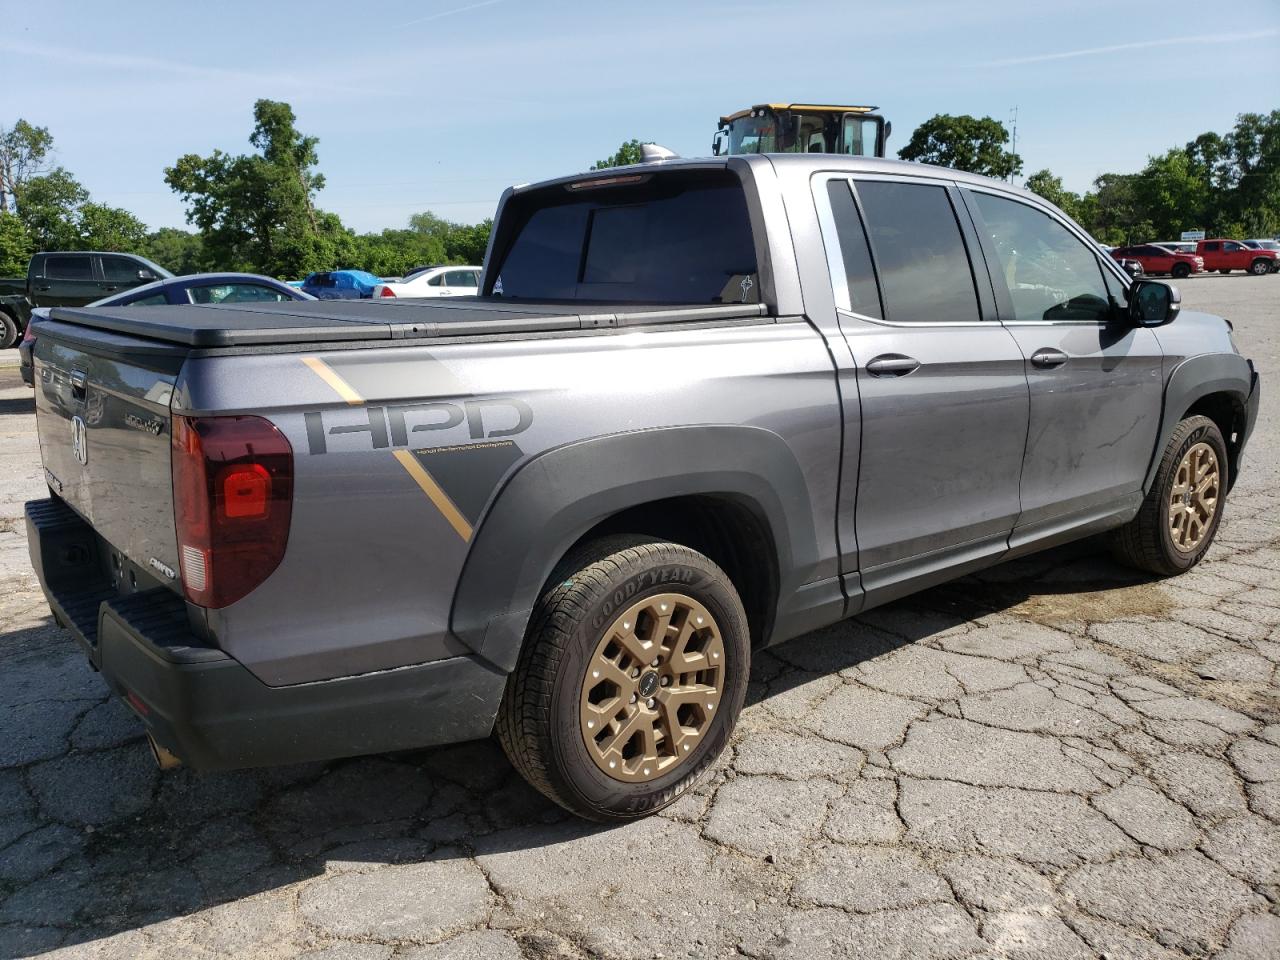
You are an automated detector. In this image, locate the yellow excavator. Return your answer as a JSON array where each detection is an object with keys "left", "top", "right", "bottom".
[{"left": 712, "top": 103, "right": 890, "bottom": 158}]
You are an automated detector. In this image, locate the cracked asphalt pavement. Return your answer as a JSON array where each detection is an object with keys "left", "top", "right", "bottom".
[{"left": 0, "top": 274, "right": 1277, "bottom": 959}]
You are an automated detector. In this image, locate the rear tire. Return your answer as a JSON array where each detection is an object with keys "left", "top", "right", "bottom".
[
  {"left": 1250, "top": 258, "right": 1272, "bottom": 276},
  {"left": 0, "top": 311, "right": 17, "bottom": 350},
  {"left": 1218, "top": 268, "right": 1232, "bottom": 274},
  {"left": 1111, "top": 415, "right": 1228, "bottom": 576},
  {"left": 497, "top": 537, "right": 750, "bottom": 822},
  {"left": 1171, "top": 263, "right": 1191, "bottom": 279}
]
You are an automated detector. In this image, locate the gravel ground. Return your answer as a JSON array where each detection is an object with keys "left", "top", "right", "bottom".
[{"left": 0, "top": 274, "right": 1276, "bottom": 960}]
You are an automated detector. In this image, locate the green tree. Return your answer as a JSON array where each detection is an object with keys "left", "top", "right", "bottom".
[
  {"left": 15, "top": 168, "right": 88, "bottom": 250},
  {"left": 1088, "top": 173, "right": 1152, "bottom": 246},
  {"left": 165, "top": 99, "right": 346, "bottom": 277},
  {"left": 1023, "top": 169, "right": 1083, "bottom": 221},
  {"left": 591, "top": 139, "right": 647, "bottom": 170},
  {"left": 77, "top": 202, "right": 148, "bottom": 252},
  {"left": 898, "top": 114, "right": 1022, "bottom": 180},
  {"left": 0, "top": 212, "right": 33, "bottom": 274},
  {"left": 142, "top": 227, "right": 207, "bottom": 275},
  {"left": 0, "top": 120, "right": 54, "bottom": 214},
  {"left": 1132, "top": 149, "right": 1210, "bottom": 240}
]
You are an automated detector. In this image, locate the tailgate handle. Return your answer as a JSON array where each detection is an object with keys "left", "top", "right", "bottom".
[{"left": 70, "top": 369, "right": 87, "bottom": 400}]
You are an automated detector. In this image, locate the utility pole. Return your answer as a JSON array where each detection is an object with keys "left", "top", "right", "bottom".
[{"left": 1009, "top": 106, "right": 1019, "bottom": 183}]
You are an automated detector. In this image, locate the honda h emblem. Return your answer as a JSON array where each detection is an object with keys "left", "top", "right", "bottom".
[{"left": 71, "top": 416, "right": 88, "bottom": 466}]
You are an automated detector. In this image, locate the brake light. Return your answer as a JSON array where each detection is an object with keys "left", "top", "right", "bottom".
[
  {"left": 172, "top": 415, "right": 293, "bottom": 608},
  {"left": 379, "top": 286, "right": 396, "bottom": 297},
  {"left": 21, "top": 323, "right": 36, "bottom": 346}
]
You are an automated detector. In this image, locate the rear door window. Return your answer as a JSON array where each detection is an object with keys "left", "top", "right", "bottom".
[
  {"left": 823, "top": 178, "right": 882, "bottom": 318},
  {"left": 44, "top": 255, "right": 93, "bottom": 280},
  {"left": 853, "top": 180, "right": 980, "bottom": 323},
  {"left": 493, "top": 170, "right": 758, "bottom": 304},
  {"left": 445, "top": 270, "right": 478, "bottom": 287}
]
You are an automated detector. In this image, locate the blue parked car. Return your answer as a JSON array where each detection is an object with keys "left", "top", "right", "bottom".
[
  {"left": 19, "top": 272, "right": 313, "bottom": 385},
  {"left": 300, "top": 269, "right": 382, "bottom": 300}
]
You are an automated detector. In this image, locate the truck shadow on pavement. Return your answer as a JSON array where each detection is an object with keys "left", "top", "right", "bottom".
[{"left": 0, "top": 540, "right": 1154, "bottom": 956}]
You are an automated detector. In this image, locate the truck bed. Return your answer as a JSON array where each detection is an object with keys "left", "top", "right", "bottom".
[{"left": 46, "top": 298, "right": 770, "bottom": 348}]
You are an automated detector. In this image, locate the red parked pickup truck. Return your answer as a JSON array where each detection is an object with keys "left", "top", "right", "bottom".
[
  {"left": 1196, "top": 239, "right": 1277, "bottom": 275},
  {"left": 1110, "top": 244, "right": 1204, "bottom": 279}
]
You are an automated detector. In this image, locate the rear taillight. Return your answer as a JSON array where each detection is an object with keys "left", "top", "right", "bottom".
[
  {"left": 172, "top": 415, "right": 293, "bottom": 608},
  {"left": 379, "top": 286, "right": 396, "bottom": 298},
  {"left": 21, "top": 323, "right": 36, "bottom": 345}
]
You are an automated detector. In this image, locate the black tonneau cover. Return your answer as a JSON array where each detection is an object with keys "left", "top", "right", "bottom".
[{"left": 46, "top": 298, "right": 769, "bottom": 348}]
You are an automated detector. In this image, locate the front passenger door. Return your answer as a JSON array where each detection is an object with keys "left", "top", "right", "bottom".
[{"left": 962, "top": 188, "right": 1163, "bottom": 545}]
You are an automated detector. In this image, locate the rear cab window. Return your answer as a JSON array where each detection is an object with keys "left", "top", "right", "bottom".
[{"left": 491, "top": 168, "right": 759, "bottom": 304}]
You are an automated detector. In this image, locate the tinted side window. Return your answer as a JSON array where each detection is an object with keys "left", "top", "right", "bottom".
[
  {"left": 970, "top": 191, "right": 1110, "bottom": 323},
  {"left": 1204, "top": 242, "right": 1219, "bottom": 252},
  {"left": 128, "top": 292, "right": 169, "bottom": 306},
  {"left": 854, "top": 181, "right": 979, "bottom": 324},
  {"left": 824, "top": 179, "right": 882, "bottom": 319},
  {"left": 446, "top": 270, "right": 478, "bottom": 287},
  {"left": 101, "top": 256, "right": 142, "bottom": 283},
  {"left": 44, "top": 255, "right": 93, "bottom": 280},
  {"left": 190, "top": 283, "right": 289, "bottom": 304}
]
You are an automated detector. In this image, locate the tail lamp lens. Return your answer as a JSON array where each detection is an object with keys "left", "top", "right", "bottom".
[
  {"left": 172, "top": 415, "right": 293, "bottom": 608},
  {"left": 379, "top": 286, "right": 396, "bottom": 297}
]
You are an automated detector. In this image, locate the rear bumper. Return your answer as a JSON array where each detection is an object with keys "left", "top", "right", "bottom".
[{"left": 25, "top": 498, "right": 507, "bottom": 770}]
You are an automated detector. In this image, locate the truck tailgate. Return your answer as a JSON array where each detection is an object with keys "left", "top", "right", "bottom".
[{"left": 34, "top": 323, "right": 185, "bottom": 587}]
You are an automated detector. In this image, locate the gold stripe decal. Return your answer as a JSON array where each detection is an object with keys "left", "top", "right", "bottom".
[
  {"left": 393, "top": 450, "right": 473, "bottom": 542},
  {"left": 302, "top": 357, "right": 364, "bottom": 406}
]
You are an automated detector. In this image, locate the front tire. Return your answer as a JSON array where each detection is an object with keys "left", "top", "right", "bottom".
[
  {"left": 1111, "top": 415, "right": 1228, "bottom": 576},
  {"left": 1219, "top": 268, "right": 1232, "bottom": 274},
  {"left": 497, "top": 538, "right": 750, "bottom": 822},
  {"left": 1171, "top": 263, "right": 1191, "bottom": 279},
  {"left": 1250, "top": 258, "right": 1272, "bottom": 276}
]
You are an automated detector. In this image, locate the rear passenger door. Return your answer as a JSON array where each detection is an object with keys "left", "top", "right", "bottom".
[
  {"left": 33, "top": 254, "right": 99, "bottom": 306},
  {"left": 961, "top": 188, "right": 1163, "bottom": 544},
  {"left": 818, "top": 175, "right": 1029, "bottom": 604}
]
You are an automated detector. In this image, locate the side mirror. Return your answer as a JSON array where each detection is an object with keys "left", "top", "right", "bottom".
[
  {"left": 138, "top": 270, "right": 157, "bottom": 281},
  {"left": 711, "top": 130, "right": 726, "bottom": 157},
  {"left": 1130, "top": 279, "right": 1180, "bottom": 327}
]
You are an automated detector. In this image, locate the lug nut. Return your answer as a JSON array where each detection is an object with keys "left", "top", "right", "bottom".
[
  {"left": 646, "top": 698, "right": 655, "bottom": 708},
  {"left": 629, "top": 693, "right": 637, "bottom": 703},
  {"left": 660, "top": 676, "right": 670, "bottom": 686}
]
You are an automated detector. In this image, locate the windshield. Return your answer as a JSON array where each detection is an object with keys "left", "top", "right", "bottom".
[
  {"left": 492, "top": 170, "right": 758, "bottom": 304},
  {"left": 725, "top": 112, "right": 880, "bottom": 155}
]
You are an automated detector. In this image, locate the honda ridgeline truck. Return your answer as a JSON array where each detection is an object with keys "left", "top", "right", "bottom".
[{"left": 26, "top": 156, "right": 1260, "bottom": 821}]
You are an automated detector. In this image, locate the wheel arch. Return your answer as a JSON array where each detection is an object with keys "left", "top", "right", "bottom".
[
  {"left": 1145, "top": 353, "right": 1252, "bottom": 495},
  {"left": 449, "top": 425, "right": 823, "bottom": 673}
]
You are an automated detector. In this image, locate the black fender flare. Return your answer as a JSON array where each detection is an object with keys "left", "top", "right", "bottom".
[
  {"left": 449, "top": 425, "right": 820, "bottom": 673},
  {"left": 1144, "top": 352, "right": 1252, "bottom": 493}
]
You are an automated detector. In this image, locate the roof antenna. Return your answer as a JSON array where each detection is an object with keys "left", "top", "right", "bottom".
[
  {"left": 1009, "top": 106, "right": 1019, "bottom": 183},
  {"left": 640, "top": 143, "right": 680, "bottom": 162}
]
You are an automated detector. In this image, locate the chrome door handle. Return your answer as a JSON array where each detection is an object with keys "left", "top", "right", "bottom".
[
  {"left": 865, "top": 355, "right": 920, "bottom": 377},
  {"left": 1030, "top": 348, "right": 1068, "bottom": 368}
]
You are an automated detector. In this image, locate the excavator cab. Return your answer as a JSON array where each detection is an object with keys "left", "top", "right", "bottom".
[{"left": 712, "top": 104, "right": 889, "bottom": 158}]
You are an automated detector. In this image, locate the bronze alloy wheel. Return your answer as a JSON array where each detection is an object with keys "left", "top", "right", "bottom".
[
  {"left": 1168, "top": 441, "right": 1221, "bottom": 553},
  {"left": 579, "top": 592, "right": 725, "bottom": 783}
]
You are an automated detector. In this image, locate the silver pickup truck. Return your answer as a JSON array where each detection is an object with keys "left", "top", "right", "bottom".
[{"left": 25, "top": 155, "right": 1260, "bottom": 821}]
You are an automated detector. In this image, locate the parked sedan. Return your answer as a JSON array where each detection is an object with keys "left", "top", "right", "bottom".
[
  {"left": 372, "top": 265, "right": 481, "bottom": 299},
  {"left": 300, "top": 269, "right": 382, "bottom": 299},
  {"left": 1110, "top": 244, "right": 1204, "bottom": 279},
  {"left": 19, "top": 273, "right": 312, "bottom": 385}
]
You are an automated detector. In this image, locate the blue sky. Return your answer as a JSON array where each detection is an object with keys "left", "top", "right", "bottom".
[{"left": 2, "top": 0, "right": 1278, "bottom": 233}]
